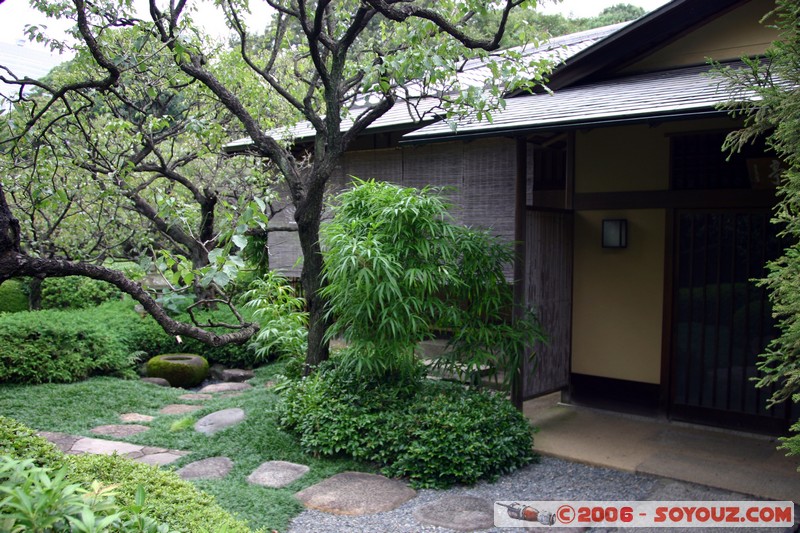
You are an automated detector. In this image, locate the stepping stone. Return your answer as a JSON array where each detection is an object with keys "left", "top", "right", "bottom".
[
  {"left": 177, "top": 456, "right": 234, "bottom": 480},
  {"left": 197, "top": 382, "right": 252, "bottom": 394},
  {"left": 71, "top": 437, "right": 144, "bottom": 456},
  {"left": 138, "top": 452, "right": 186, "bottom": 466},
  {"left": 90, "top": 424, "right": 149, "bottom": 438},
  {"left": 38, "top": 431, "right": 80, "bottom": 453},
  {"left": 295, "top": 472, "right": 416, "bottom": 515},
  {"left": 119, "top": 413, "right": 154, "bottom": 423},
  {"left": 220, "top": 369, "right": 255, "bottom": 382},
  {"left": 159, "top": 404, "right": 204, "bottom": 415},
  {"left": 247, "top": 460, "right": 309, "bottom": 488},
  {"left": 179, "top": 393, "right": 213, "bottom": 401},
  {"left": 413, "top": 495, "right": 494, "bottom": 531},
  {"left": 194, "top": 408, "right": 246, "bottom": 435},
  {"left": 141, "top": 377, "right": 170, "bottom": 387}
]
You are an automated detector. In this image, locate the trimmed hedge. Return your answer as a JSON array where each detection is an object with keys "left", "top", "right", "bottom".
[
  {"left": 280, "top": 364, "right": 536, "bottom": 488},
  {"left": 0, "top": 415, "right": 64, "bottom": 467},
  {"left": 0, "top": 416, "right": 253, "bottom": 533},
  {"left": 0, "top": 303, "right": 138, "bottom": 384},
  {"left": 0, "top": 279, "right": 28, "bottom": 313}
]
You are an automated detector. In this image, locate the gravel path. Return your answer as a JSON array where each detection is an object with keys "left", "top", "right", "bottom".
[{"left": 286, "top": 456, "right": 791, "bottom": 533}]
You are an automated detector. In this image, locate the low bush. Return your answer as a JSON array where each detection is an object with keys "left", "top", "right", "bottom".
[
  {"left": 0, "top": 456, "right": 174, "bottom": 533},
  {"left": 0, "top": 279, "right": 28, "bottom": 313},
  {"left": 0, "top": 304, "right": 138, "bottom": 384},
  {"left": 280, "top": 363, "right": 535, "bottom": 488},
  {"left": 0, "top": 415, "right": 64, "bottom": 467},
  {"left": 67, "top": 454, "right": 252, "bottom": 533},
  {"left": 0, "top": 416, "right": 253, "bottom": 533},
  {"left": 40, "top": 276, "right": 122, "bottom": 310}
]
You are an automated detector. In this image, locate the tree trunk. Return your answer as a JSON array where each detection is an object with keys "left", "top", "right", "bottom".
[
  {"left": 27, "top": 277, "right": 42, "bottom": 310},
  {"left": 295, "top": 177, "right": 330, "bottom": 372}
]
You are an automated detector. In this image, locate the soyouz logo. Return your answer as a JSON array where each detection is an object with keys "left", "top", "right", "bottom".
[{"left": 494, "top": 501, "right": 795, "bottom": 528}]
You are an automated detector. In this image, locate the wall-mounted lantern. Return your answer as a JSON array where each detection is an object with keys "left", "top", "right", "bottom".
[{"left": 602, "top": 219, "right": 628, "bottom": 248}]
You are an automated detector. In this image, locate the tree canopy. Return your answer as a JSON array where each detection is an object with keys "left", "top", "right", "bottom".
[
  {"left": 0, "top": 0, "right": 552, "bottom": 364},
  {"left": 716, "top": 0, "right": 800, "bottom": 454}
]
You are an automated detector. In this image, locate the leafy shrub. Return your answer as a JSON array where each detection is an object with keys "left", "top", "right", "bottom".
[
  {"left": 242, "top": 272, "right": 308, "bottom": 363},
  {"left": 0, "top": 279, "right": 28, "bottom": 313},
  {"left": 280, "top": 364, "right": 535, "bottom": 488},
  {"left": 0, "top": 416, "right": 64, "bottom": 467},
  {"left": 129, "top": 310, "right": 258, "bottom": 368},
  {"left": 0, "top": 417, "right": 252, "bottom": 533},
  {"left": 145, "top": 354, "right": 209, "bottom": 387},
  {"left": 0, "top": 305, "right": 138, "bottom": 384},
  {"left": 67, "top": 454, "right": 252, "bottom": 533},
  {"left": 0, "top": 456, "right": 173, "bottom": 533},
  {"left": 40, "top": 276, "right": 122, "bottom": 310},
  {"left": 321, "top": 179, "right": 545, "bottom": 387}
]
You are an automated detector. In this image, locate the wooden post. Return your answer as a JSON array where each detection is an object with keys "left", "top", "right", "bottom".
[{"left": 511, "top": 136, "right": 527, "bottom": 410}]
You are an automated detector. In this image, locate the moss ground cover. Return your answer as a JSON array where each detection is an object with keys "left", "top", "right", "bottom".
[{"left": 0, "top": 364, "right": 371, "bottom": 532}]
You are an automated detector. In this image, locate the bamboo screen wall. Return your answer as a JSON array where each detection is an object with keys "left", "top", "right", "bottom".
[
  {"left": 522, "top": 211, "right": 573, "bottom": 398},
  {"left": 267, "top": 138, "right": 518, "bottom": 278}
]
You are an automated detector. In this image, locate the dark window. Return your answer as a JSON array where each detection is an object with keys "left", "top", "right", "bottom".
[{"left": 671, "top": 132, "right": 777, "bottom": 190}]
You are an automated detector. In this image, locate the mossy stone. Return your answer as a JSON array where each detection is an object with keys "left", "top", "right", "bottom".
[{"left": 145, "top": 353, "right": 209, "bottom": 388}]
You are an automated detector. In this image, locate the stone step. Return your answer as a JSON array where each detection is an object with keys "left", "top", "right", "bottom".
[
  {"left": 247, "top": 460, "right": 309, "bottom": 488},
  {"left": 194, "top": 408, "right": 246, "bottom": 435},
  {"left": 177, "top": 456, "right": 234, "bottom": 480},
  {"left": 295, "top": 472, "right": 416, "bottom": 515}
]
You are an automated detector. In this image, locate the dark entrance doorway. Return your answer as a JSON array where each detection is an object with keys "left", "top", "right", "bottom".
[{"left": 669, "top": 210, "right": 793, "bottom": 432}]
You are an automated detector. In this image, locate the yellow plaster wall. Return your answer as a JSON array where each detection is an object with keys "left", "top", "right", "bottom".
[
  {"left": 625, "top": 0, "right": 777, "bottom": 73},
  {"left": 572, "top": 209, "right": 665, "bottom": 384},
  {"left": 575, "top": 125, "right": 669, "bottom": 193}
]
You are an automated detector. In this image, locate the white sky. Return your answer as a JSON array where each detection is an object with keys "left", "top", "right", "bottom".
[{"left": 0, "top": 0, "right": 673, "bottom": 47}]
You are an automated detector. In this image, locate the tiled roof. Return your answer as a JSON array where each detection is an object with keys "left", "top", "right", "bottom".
[
  {"left": 403, "top": 62, "right": 750, "bottom": 141},
  {"left": 223, "top": 23, "right": 628, "bottom": 151}
]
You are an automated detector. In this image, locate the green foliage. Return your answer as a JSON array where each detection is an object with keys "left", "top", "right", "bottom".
[
  {"left": 66, "top": 454, "right": 251, "bottom": 533},
  {"left": 40, "top": 276, "right": 122, "bottom": 310},
  {"left": 0, "top": 416, "right": 251, "bottom": 533},
  {"left": 242, "top": 271, "right": 308, "bottom": 363},
  {"left": 321, "top": 179, "right": 545, "bottom": 388},
  {"left": 0, "top": 304, "right": 138, "bottom": 384},
  {"left": 129, "top": 306, "right": 259, "bottom": 368},
  {"left": 0, "top": 416, "right": 64, "bottom": 468},
  {"left": 280, "top": 364, "right": 535, "bottom": 488},
  {"left": 144, "top": 354, "right": 209, "bottom": 388},
  {"left": 0, "top": 279, "right": 28, "bottom": 313},
  {"left": 716, "top": 0, "right": 800, "bottom": 457},
  {"left": 0, "top": 456, "right": 172, "bottom": 533}
]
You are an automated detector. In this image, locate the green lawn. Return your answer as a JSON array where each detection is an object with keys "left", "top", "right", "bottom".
[{"left": 0, "top": 363, "right": 372, "bottom": 532}]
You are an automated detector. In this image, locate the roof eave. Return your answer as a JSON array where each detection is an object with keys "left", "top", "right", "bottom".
[
  {"left": 524, "top": 0, "right": 749, "bottom": 93},
  {"left": 399, "top": 108, "right": 731, "bottom": 146}
]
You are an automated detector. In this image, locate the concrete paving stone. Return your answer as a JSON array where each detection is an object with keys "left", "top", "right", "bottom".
[
  {"left": 119, "top": 413, "right": 154, "bottom": 423},
  {"left": 70, "top": 437, "right": 144, "bottom": 456},
  {"left": 177, "top": 456, "right": 234, "bottom": 480},
  {"left": 179, "top": 393, "right": 213, "bottom": 401},
  {"left": 197, "top": 382, "right": 252, "bottom": 394},
  {"left": 295, "top": 472, "right": 416, "bottom": 515},
  {"left": 137, "top": 452, "right": 184, "bottom": 466},
  {"left": 38, "top": 431, "right": 79, "bottom": 453},
  {"left": 90, "top": 424, "right": 149, "bottom": 438},
  {"left": 247, "top": 460, "right": 309, "bottom": 488},
  {"left": 141, "top": 377, "right": 171, "bottom": 387},
  {"left": 413, "top": 495, "right": 494, "bottom": 531},
  {"left": 194, "top": 408, "right": 246, "bottom": 435},
  {"left": 159, "top": 404, "right": 204, "bottom": 415},
  {"left": 141, "top": 446, "right": 169, "bottom": 454}
]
